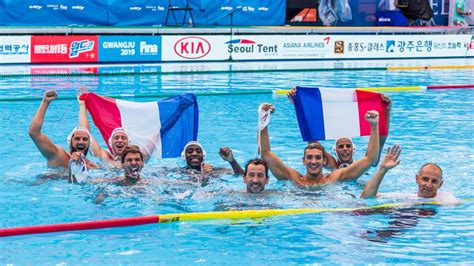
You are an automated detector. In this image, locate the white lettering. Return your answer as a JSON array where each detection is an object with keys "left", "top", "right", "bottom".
[{"left": 102, "top": 42, "right": 135, "bottom": 49}]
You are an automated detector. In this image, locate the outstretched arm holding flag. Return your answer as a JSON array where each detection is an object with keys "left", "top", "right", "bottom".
[
  {"left": 259, "top": 104, "right": 300, "bottom": 181},
  {"left": 289, "top": 86, "right": 390, "bottom": 170}
]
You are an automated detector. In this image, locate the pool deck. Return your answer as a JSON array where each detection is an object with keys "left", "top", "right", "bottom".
[{"left": 0, "top": 25, "right": 472, "bottom": 35}]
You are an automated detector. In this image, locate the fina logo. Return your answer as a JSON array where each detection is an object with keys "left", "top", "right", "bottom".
[
  {"left": 378, "top": 17, "right": 391, "bottom": 22},
  {"left": 70, "top": 40, "right": 94, "bottom": 58},
  {"left": 140, "top": 41, "right": 158, "bottom": 55}
]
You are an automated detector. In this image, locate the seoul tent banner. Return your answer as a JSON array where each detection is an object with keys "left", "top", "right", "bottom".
[
  {"left": 80, "top": 93, "right": 199, "bottom": 158},
  {"left": 293, "top": 86, "right": 388, "bottom": 141},
  {"left": 0, "top": 36, "right": 30, "bottom": 63},
  {"left": 31, "top": 36, "right": 99, "bottom": 63},
  {"left": 99, "top": 36, "right": 162, "bottom": 62}
]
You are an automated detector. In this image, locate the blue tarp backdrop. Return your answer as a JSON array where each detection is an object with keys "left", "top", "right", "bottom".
[
  {"left": 0, "top": 0, "right": 286, "bottom": 26},
  {"left": 0, "top": 0, "right": 453, "bottom": 26}
]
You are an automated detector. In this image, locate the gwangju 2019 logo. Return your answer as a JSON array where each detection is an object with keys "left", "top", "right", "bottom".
[
  {"left": 226, "top": 39, "right": 277, "bottom": 54},
  {"left": 70, "top": 40, "right": 95, "bottom": 58},
  {"left": 334, "top": 41, "right": 344, "bottom": 54}
]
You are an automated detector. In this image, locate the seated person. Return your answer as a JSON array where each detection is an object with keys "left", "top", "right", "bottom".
[
  {"left": 29, "top": 90, "right": 98, "bottom": 172},
  {"left": 259, "top": 103, "right": 380, "bottom": 187},
  {"left": 360, "top": 145, "right": 459, "bottom": 205},
  {"left": 287, "top": 87, "right": 392, "bottom": 170}
]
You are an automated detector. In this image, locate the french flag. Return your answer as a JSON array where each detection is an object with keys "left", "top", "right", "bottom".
[
  {"left": 293, "top": 86, "right": 388, "bottom": 141},
  {"left": 80, "top": 93, "right": 198, "bottom": 158}
]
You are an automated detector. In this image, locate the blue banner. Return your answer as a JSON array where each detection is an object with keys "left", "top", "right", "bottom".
[
  {"left": 0, "top": 0, "right": 108, "bottom": 26},
  {"left": 98, "top": 36, "right": 162, "bottom": 62},
  {"left": 2, "top": 0, "right": 450, "bottom": 26},
  {"left": 107, "top": 0, "right": 168, "bottom": 26},
  {"left": 194, "top": 0, "right": 286, "bottom": 26}
]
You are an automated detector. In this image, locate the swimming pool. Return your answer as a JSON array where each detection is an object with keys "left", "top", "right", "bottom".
[{"left": 0, "top": 60, "right": 473, "bottom": 263}]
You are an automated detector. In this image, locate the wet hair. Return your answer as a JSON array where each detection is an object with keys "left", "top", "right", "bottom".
[
  {"left": 121, "top": 145, "right": 143, "bottom": 164},
  {"left": 304, "top": 142, "right": 326, "bottom": 159},
  {"left": 244, "top": 158, "right": 269, "bottom": 178},
  {"left": 418, "top": 162, "right": 443, "bottom": 179}
]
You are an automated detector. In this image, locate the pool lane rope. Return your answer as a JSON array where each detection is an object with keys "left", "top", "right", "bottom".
[
  {"left": 272, "top": 84, "right": 474, "bottom": 95},
  {"left": 1, "top": 84, "right": 472, "bottom": 102},
  {"left": 426, "top": 84, "right": 474, "bottom": 90},
  {"left": 0, "top": 90, "right": 274, "bottom": 102},
  {"left": 1, "top": 198, "right": 473, "bottom": 237},
  {"left": 0, "top": 64, "right": 473, "bottom": 78}
]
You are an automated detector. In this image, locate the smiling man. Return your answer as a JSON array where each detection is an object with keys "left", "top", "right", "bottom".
[
  {"left": 287, "top": 87, "right": 392, "bottom": 171},
  {"left": 29, "top": 90, "right": 97, "bottom": 171},
  {"left": 243, "top": 159, "right": 270, "bottom": 193},
  {"left": 78, "top": 92, "right": 135, "bottom": 168},
  {"left": 181, "top": 141, "right": 243, "bottom": 176},
  {"left": 360, "top": 145, "right": 459, "bottom": 205},
  {"left": 258, "top": 103, "right": 380, "bottom": 187}
]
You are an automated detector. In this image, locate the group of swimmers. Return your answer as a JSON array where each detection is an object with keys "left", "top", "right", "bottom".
[{"left": 29, "top": 89, "right": 458, "bottom": 204}]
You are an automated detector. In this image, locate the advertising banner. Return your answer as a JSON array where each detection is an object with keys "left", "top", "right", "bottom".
[
  {"left": 220, "top": 34, "right": 474, "bottom": 60},
  {"left": 226, "top": 35, "right": 332, "bottom": 60},
  {"left": 161, "top": 35, "right": 229, "bottom": 61},
  {"left": 99, "top": 36, "right": 161, "bottom": 62},
  {"left": 329, "top": 34, "right": 474, "bottom": 59},
  {"left": 0, "top": 36, "right": 31, "bottom": 63},
  {"left": 31, "top": 36, "right": 99, "bottom": 63}
]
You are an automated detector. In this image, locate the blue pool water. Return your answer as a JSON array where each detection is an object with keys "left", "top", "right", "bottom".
[{"left": 0, "top": 61, "right": 473, "bottom": 263}]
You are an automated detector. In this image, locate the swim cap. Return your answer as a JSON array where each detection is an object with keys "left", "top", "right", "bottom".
[
  {"left": 181, "top": 141, "right": 207, "bottom": 161},
  {"left": 333, "top": 137, "right": 357, "bottom": 161},
  {"left": 67, "top": 126, "right": 91, "bottom": 146},
  {"left": 333, "top": 138, "right": 357, "bottom": 152},
  {"left": 108, "top": 127, "right": 130, "bottom": 147}
]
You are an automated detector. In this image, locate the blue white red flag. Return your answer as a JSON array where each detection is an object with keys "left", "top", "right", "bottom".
[
  {"left": 80, "top": 93, "right": 198, "bottom": 158},
  {"left": 293, "top": 86, "right": 388, "bottom": 141}
]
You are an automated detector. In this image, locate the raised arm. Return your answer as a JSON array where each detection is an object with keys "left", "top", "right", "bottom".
[
  {"left": 361, "top": 145, "right": 401, "bottom": 198},
  {"left": 219, "top": 147, "right": 244, "bottom": 175},
  {"left": 259, "top": 104, "right": 299, "bottom": 181},
  {"left": 375, "top": 94, "right": 392, "bottom": 165},
  {"left": 28, "top": 91, "right": 65, "bottom": 165},
  {"left": 336, "top": 110, "right": 380, "bottom": 181},
  {"left": 323, "top": 146, "right": 338, "bottom": 170},
  {"left": 78, "top": 91, "right": 110, "bottom": 160}
]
